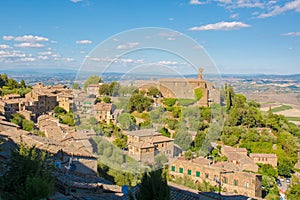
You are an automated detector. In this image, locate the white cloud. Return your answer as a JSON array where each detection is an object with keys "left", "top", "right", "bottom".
[
  {"left": 190, "top": 0, "right": 206, "bottom": 5},
  {"left": 0, "top": 44, "right": 11, "bottom": 49},
  {"left": 53, "top": 57, "right": 74, "bottom": 62},
  {"left": 76, "top": 40, "right": 92, "bottom": 44},
  {"left": 38, "top": 55, "right": 49, "bottom": 60},
  {"left": 20, "top": 57, "right": 35, "bottom": 62},
  {"left": 3, "top": 35, "right": 48, "bottom": 42},
  {"left": 281, "top": 32, "right": 300, "bottom": 36},
  {"left": 38, "top": 51, "right": 53, "bottom": 55},
  {"left": 189, "top": 21, "right": 250, "bottom": 31},
  {"left": 157, "top": 61, "right": 178, "bottom": 65},
  {"left": 167, "top": 37, "right": 176, "bottom": 41},
  {"left": 51, "top": 54, "right": 61, "bottom": 58},
  {"left": 258, "top": 0, "right": 300, "bottom": 18},
  {"left": 169, "top": 18, "right": 175, "bottom": 21},
  {"left": 3, "top": 36, "right": 14, "bottom": 40},
  {"left": 61, "top": 57, "right": 74, "bottom": 62},
  {"left": 0, "top": 50, "right": 25, "bottom": 58},
  {"left": 230, "top": 13, "right": 239, "bottom": 19},
  {"left": 70, "top": 0, "right": 82, "bottom": 3},
  {"left": 119, "top": 58, "right": 144, "bottom": 64},
  {"left": 116, "top": 42, "right": 139, "bottom": 50},
  {"left": 14, "top": 43, "right": 44, "bottom": 48},
  {"left": 236, "top": 1, "right": 264, "bottom": 8}
]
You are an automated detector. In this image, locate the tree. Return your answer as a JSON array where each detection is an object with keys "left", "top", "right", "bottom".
[
  {"left": 184, "top": 150, "right": 193, "bottom": 160},
  {"left": 0, "top": 74, "right": 8, "bottom": 87},
  {"left": 72, "top": 82, "right": 81, "bottom": 90},
  {"left": 258, "top": 164, "right": 278, "bottom": 178},
  {"left": 103, "top": 96, "right": 112, "bottom": 103},
  {"left": 287, "top": 182, "right": 300, "bottom": 200},
  {"left": 225, "top": 84, "right": 234, "bottom": 112},
  {"left": 10, "top": 113, "right": 34, "bottom": 131},
  {"left": 7, "top": 78, "right": 19, "bottom": 90},
  {"left": 117, "top": 113, "right": 136, "bottom": 130},
  {"left": 99, "top": 83, "right": 110, "bottom": 96},
  {"left": 278, "top": 159, "right": 293, "bottom": 177},
  {"left": 193, "top": 130, "right": 206, "bottom": 151},
  {"left": 54, "top": 106, "right": 67, "bottom": 115},
  {"left": 174, "top": 127, "right": 192, "bottom": 151},
  {"left": 84, "top": 75, "right": 101, "bottom": 91},
  {"left": 148, "top": 86, "right": 161, "bottom": 97},
  {"left": 0, "top": 142, "right": 55, "bottom": 199},
  {"left": 129, "top": 93, "right": 153, "bottom": 113},
  {"left": 136, "top": 169, "right": 170, "bottom": 200},
  {"left": 20, "top": 79, "right": 26, "bottom": 88},
  {"left": 109, "top": 81, "right": 120, "bottom": 96}
]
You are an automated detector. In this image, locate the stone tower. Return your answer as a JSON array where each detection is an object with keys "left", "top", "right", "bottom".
[{"left": 198, "top": 68, "right": 203, "bottom": 80}]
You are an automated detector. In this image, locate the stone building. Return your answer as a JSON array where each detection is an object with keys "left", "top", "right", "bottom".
[
  {"left": 220, "top": 145, "right": 258, "bottom": 172},
  {"left": 157, "top": 68, "right": 220, "bottom": 107},
  {"left": 135, "top": 68, "right": 220, "bottom": 107},
  {"left": 249, "top": 153, "right": 278, "bottom": 167},
  {"left": 169, "top": 156, "right": 262, "bottom": 198},
  {"left": 86, "top": 84, "right": 102, "bottom": 96},
  {"left": 0, "top": 83, "right": 73, "bottom": 121},
  {"left": 0, "top": 123, "right": 97, "bottom": 175},
  {"left": 93, "top": 102, "right": 116, "bottom": 124},
  {"left": 124, "top": 129, "right": 174, "bottom": 163}
]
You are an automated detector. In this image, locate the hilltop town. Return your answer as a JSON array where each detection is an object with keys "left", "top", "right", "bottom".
[{"left": 0, "top": 70, "right": 300, "bottom": 200}]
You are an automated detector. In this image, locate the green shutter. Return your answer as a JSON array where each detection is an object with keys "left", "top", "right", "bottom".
[
  {"left": 187, "top": 169, "right": 192, "bottom": 175},
  {"left": 234, "top": 179, "right": 238, "bottom": 186},
  {"left": 171, "top": 166, "right": 175, "bottom": 172},
  {"left": 179, "top": 167, "right": 183, "bottom": 173},
  {"left": 196, "top": 171, "right": 200, "bottom": 177}
]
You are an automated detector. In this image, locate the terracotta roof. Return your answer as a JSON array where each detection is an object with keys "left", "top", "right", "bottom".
[
  {"left": 151, "top": 135, "right": 174, "bottom": 143},
  {"left": 0, "top": 126, "right": 95, "bottom": 158},
  {"left": 129, "top": 141, "right": 154, "bottom": 149},
  {"left": 93, "top": 103, "right": 112, "bottom": 111},
  {"left": 249, "top": 153, "right": 277, "bottom": 158},
  {"left": 2, "top": 94, "right": 21, "bottom": 100},
  {"left": 124, "top": 129, "right": 160, "bottom": 137},
  {"left": 177, "top": 156, "right": 211, "bottom": 166},
  {"left": 211, "top": 161, "right": 239, "bottom": 171},
  {"left": 158, "top": 78, "right": 205, "bottom": 83}
]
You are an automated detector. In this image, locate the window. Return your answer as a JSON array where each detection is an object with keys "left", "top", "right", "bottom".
[
  {"left": 171, "top": 166, "right": 175, "bottom": 172},
  {"left": 244, "top": 182, "right": 249, "bottom": 188},
  {"left": 223, "top": 177, "right": 228, "bottom": 184},
  {"left": 196, "top": 171, "right": 200, "bottom": 177},
  {"left": 187, "top": 169, "right": 192, "bottom": 175},
  {"left": 179, "top": 167, "right": 183, "bottom": 173},
  {"left": 234, "top": 179, "right": 238, "bottom": 186},
  {"left": 205, "top": 173, "right": 209, "bottom": 179}
]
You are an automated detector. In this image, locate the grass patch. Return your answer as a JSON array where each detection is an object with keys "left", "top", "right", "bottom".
[
  {"left": 271, "top": 105, "right": 293, "bottom": 112},
  {"left": 177, "top": 98, "right": 195, "bottom": 106},
  {"left": 286, "top": 117, "right": 300, "bottom": 122}
]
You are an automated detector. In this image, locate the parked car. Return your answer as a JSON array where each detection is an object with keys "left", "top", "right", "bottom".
[{"left": 286, "top": 178, "right": 290, "bottom": 183}]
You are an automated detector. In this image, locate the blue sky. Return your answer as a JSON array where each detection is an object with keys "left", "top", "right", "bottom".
[{"left": 0, "top": 0, "right": 300, "bottom": 74}]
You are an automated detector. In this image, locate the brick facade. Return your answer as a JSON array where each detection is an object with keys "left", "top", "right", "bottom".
[{"left": 169, "top": 157, "right": 262, "bottom": 198}]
